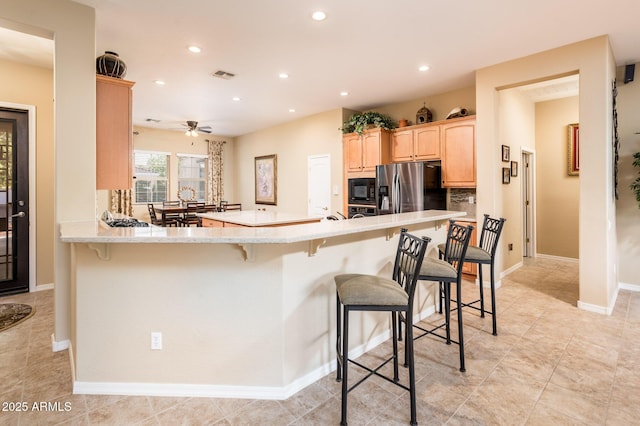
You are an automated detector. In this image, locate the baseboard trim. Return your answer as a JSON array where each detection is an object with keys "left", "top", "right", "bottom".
[
  {"left": 51, "top": 334, "right": 70, "bottom": 352},
  {"left": 577, "top": 300, "right": 612, "bottom": 315},
  {"left": 620, "top": 281, "right": 640, "bottom": 292},
  {"left": 35, "top": 283, "right": 54, "bottom": 292},
  {"left": 535, "top": 253, "right": 579, "bottom": 263}
]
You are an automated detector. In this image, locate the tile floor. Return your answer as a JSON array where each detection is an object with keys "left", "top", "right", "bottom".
[{"left": 1, "top": 257, "right": 639, "bottom": 425}]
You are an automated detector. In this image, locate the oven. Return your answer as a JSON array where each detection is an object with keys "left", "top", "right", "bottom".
[{"left": 347, "top": 177, "right": 376, "bottom": 205}]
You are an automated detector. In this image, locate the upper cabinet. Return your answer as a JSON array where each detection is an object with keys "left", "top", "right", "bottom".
[
  {"left": 391, "top": 126, "right": 440, "bottom": 162},
  {"left": 96, "top": 75, "right": 135, "bottom": 190},
  {"left": 441, "top": 118, "right": 476, "bottom": 187},
  {"left": 343, "top": 128, "right": 391, "bottom": 175}
]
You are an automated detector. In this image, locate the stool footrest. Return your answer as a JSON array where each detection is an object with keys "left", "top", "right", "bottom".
[
  {"left": 346, "top": 356, "right": 410, "bottom": 393},
  {"left": 413, "top": 323, "right": 460, "bottom": 346},
  {"left": 450, "top": 298, "right": 494, "bottom": 315}
]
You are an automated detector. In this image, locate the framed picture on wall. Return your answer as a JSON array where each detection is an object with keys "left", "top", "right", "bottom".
[
  {"left": 255, "top": 154, "right": 277, "bottom": 205},
  {"left": 501, "top": 145, "right": 510, "bottom": 162},
  {"left": 568, "top": 123, "right": 579, "bottom": 176},
  {"left": 502, "top": 167, "right": 511, "bottom": 184},
  {"left": 511, "top": 161, "right": 518, "bottom": 177}
]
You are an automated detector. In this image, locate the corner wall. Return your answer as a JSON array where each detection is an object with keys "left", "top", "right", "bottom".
[
  {"left": 2, "top": 0, "right": 97, "bottom": 343},
  {"left": 476, "top": 36, "right": 617, "bottom": 312}
]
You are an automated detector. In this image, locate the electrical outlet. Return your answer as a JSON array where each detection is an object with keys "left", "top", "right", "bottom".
[
  {"left": 151, "top": 332, "right": 162, "bottom": 350},
  {"left": 508, "top": 243, "right": 513, "bottom": 251},
  {"left": 468, "top": 196, "right": 475, "bottom": 204}
]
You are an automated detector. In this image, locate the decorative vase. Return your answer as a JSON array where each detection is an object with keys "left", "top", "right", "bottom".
[
  {"left": 399, "top": 119, "right": 408, "bottom": 127},
  {"left": 96, "top": 51, "right": 127, "bottom": 79}
]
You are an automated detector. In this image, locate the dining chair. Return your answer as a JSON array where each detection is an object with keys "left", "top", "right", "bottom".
[
  {"left": 179, "top": 202, "right": 204, "bottom": 227},
  {"left": 221, "top": 203, "right": 241, "bottom": 211},
  {"left": 161, "top": 200, "right": 181, "bottom": 226},
  {"left": 147, "top": 204, "right": 162, "bottom": 226}
]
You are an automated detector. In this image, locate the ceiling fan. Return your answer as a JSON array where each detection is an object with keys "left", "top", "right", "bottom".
[{"left": 182, "top": 120, "right": 212, "bottom": 137}]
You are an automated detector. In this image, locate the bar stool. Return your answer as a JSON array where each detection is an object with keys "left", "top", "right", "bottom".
[
  {"left": 438, "top": 215, "right": 506, "bottom": 336},
  {"left": 404, "top": 221, "right": 473, "bottom": 372},
  {"left": 335, "top": 229, "right": 430, "bottom": 426}
]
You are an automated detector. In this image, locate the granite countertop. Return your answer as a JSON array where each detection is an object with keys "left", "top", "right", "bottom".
[
  {"left": 198, "top": 210, "right": 321, "bottom": 227},
  {"left": 59, "top": 210, "right": 467, "bottom": 244}
]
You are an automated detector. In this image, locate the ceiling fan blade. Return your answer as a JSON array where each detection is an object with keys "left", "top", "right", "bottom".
[{"left": 198, "top": 127, "right": 213, "bottom": 134}]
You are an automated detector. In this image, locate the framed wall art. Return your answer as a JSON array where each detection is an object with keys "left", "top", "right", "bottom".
[
  {"left": 502, "top": 167, "right": 511, "bottom": 184},
  {"left": 255, "top": 154, "right": 277, "bottom": 205},
  {"left": 501, "top": 145, "right": 510, "bottom": 162},
  {"left": 568, "top": 123, "right": 579, "bottom": 176},
  {"left": 511, "top": 161, "right": 518, "bottom": 177}
]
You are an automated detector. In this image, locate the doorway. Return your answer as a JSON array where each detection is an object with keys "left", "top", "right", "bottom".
[
  {"left": 521, "top": 150, "right": 535, "bottom": 257},
  {"left": 0, "top": 108, "right": 30, "bottom": 295}
]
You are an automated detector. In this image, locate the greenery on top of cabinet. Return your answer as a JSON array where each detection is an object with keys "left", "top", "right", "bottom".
[{"left": 341, "top": 112, "right": 396, "bottom": 135}]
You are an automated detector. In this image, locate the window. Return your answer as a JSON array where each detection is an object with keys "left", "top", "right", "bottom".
[
  {"left": 177, "top": 154, "right": 207, "bottom": 201},
  {"left": 133, "top": 151, "right": 169, "bottom": 203}
]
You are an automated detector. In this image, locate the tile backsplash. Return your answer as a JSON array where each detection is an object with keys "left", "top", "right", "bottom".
[{"left": 448, "top": 188, "right": 477, "bottom": 219}]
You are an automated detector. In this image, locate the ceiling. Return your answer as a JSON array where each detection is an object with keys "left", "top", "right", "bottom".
[{"left": 2, "top": 1, "right": 639, "bottom": 137}]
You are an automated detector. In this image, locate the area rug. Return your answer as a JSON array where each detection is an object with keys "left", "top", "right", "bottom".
[{"left": 0, "top": 303, "right": 35, "bottom": 332}]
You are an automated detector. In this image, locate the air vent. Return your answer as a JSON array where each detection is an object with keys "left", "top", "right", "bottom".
[
  {"left": 145, "top": 118, "right": 161, "bottom": 123},
  {"left": 211, "top": 70, "right": 236, "bottom": 80}
]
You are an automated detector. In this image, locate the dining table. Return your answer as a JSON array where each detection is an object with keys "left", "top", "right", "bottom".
[{"left": 154, "top": 203, "right": 217, "bottom": 226}]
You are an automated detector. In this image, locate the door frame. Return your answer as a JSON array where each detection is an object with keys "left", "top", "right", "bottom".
[
  {"left": 0, "top": 102, "right": 37, "bottom": 292},
  {"left": 307, "top": 154, "right": 331, "bottom": 217},
  {"left": 521, "top": 147, "right": 536, "bottom": 258}
]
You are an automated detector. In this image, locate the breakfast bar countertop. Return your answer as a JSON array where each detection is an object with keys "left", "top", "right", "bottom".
[
  {"left": 197, "top": 210, "right": 322, "bottom": 227},
  {"left": 59, "top": 210, "right": 467, "bottom": 244}
]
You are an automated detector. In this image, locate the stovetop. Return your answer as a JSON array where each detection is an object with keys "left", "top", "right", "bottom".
[{"left": 105, "top": 218, "right": 150, "bottom": 228}]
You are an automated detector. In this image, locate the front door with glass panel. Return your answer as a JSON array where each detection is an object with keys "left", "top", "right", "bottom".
[{"left": 0, "top": 109, "right": 29, "bottom": 295}]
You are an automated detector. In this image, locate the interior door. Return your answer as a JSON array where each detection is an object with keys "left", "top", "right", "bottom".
[
  {"left": 307, "top": 154, "right": 331, "bottom": 217},
  {"left": 522, "top": 151, "right": 534, "bottom": 257},
  {"left": 0, "top": 109, "right": 29, "bottom": 294}
]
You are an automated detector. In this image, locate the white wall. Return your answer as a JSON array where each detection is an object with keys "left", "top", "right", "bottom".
[
  {"left": 615, "top": 64, "right": 640, "bottom": 288},
  {"left": 476, "top": 36, "right": 617, "bottom": 313},
  {"left": 496, "top": 88, "right": 536, "bottom": 271},
  {"left": 234, "top": 109, "right": 344, "bottom": 215}
]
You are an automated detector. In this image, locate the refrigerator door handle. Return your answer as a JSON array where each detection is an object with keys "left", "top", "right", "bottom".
[{"left": 393, "top": 173, "right": 400, "bottom": 214}]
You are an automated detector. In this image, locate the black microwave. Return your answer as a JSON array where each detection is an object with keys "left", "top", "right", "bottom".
[{"left": 348, "top": 178, "right": 376, "bottom": 204}]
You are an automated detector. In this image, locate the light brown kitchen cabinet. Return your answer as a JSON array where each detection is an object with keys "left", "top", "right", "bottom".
[
  {"left": 392, "top": 125, "right": 440, "bottom": 162},
  {"left": 96, "top": 75, "right": 135, "bottom": 190},
  {"left": 441, "top": 118, "right": 476, "bottom": 187},
  {"left": 342, "top": 128, "right": 391, "bottom": 213},
  {"left": 343, "top": 128, "right": 391, "bottom": 174}
]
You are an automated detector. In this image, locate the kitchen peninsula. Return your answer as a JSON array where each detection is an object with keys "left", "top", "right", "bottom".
[
  {"left": 60, "top": 210, "right": 465, "bottom": 399},
  {"left": 199, "top": 210, "right": 322, "bottom": 228}
]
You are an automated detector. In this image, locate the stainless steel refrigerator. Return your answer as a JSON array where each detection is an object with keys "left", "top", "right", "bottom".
[{"left": 376, "top": 162, "right": 446, "bottom": 214}]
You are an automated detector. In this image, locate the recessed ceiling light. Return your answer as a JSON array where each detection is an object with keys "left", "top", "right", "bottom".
[
  {"left": 312, "top": 11, "right": 327, "bottom": 21},
  {"left": 153, "top": 80, "right": 166, "bottom": 85},
  {"left": 340, "top": 91, "right": 349, "bottom": 97},
  {"left": 232, "top": 96, "right": 241, "bottom": 101},
  {"left": 289, "top": 108, "right": 296, "bottom": 113},
  {"left": 188, "top": 46, "right": 201, "bottom": 53},
  {"left": 279, "top": 73, "right": 289, "bottom": 79},
  {"left": 419, "top": 65, "right": 430, "bottom": 72}
]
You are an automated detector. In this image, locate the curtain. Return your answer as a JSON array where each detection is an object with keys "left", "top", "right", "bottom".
[
  {"left": 207, "top": 140, "right": 225, "bottom": 205},
  {"left": 110, "top": 189, "right": 133, "bottom": 216}
]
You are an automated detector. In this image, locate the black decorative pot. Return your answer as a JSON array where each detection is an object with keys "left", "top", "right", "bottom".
[{"left": 96, "top": 51, "right": 127, "bottom": 79}]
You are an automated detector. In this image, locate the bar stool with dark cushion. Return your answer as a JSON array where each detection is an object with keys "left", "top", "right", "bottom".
[
  {"left": 438, "top": 214, "right": 506, "bottom": 336},
  {"left": 334, "top": 228, "right": 430, "bottom": 426},
  {"left": 406, "top": 221, "right": 473, "bottom": 372}
]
